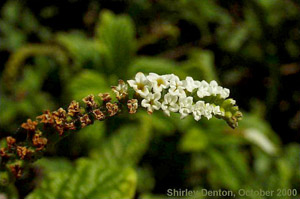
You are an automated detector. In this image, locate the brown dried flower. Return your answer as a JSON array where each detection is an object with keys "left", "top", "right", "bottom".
[
  {"left": 127, "top": 99, "right": 138, "bottom": 114},
  {"left": 68, "top": 100, "right": 80, "bottom": 116},
  {"left": 21, "top": 119, "right": 38, "bottom": 131},
  {"left": 98, "top": 93, "right": 111, "bottom": 102},
  {"left": 80, "top": 114, "right": 92, "bottom": 128},
  {"left": 65, "top": 122, "right": 76, "bottom": 131},
  {"left": 0, "top": 147, "right": 7, "bottom": 157},
  {"left": 55, "top": 124, "right": 65, "bottom": 136},
  {"left": 106, "top": 102, "right": 119, "bottom": 117},
  {"left": 6, "top": 136, "right": 16, "bottom": 149},
  {"left": 9, "top": 164, "right": 22, "bottom": 178},
  {"left": 83, "top": 94, "right": 97, "bottom": 108},
  {"left": 92, "top": 109, "right": 105, "bottom": 120},
  {"left": 52, "top": 108, "right": 66, "bottom": 125},
  {"left": 17, "top": 146, "right": 29, "bottom": 160},
  {"left": 36, "top": 110, "right": 54, "bottom": 124},
  {"left": 32, "top": 134, "right": 48, "bottom": 151}
]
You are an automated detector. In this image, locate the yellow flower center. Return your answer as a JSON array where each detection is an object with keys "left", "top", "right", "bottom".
[
  {"left": 137, "top": 83, "right": 145, "bottom": 91},
  {"left": 157, "top": 78, "right": 164, "bottom": 87}
]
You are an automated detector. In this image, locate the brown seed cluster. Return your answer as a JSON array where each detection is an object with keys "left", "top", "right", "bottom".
[
  {"left": 17, "top": 146, "right": 29, "bottom": 160},
  {"left": 36, "top": 107, "right": 72, "bottom": 136},
  {"left": 68, "top": 100, "right": 80, "bottom": 117},
  {"left": 65, "top": 122, "right": 76, "bottom": 130},
  {"left": 127, "top": 99, "right": 138, "bottom": 114},
  {"left": 9, "top": 164, "right": 22, "bottom": 178},
  {"left": 83, "top": 94, "right": 97, "bottom": 108},
  {"left": 2, "top": 80, "right": 140, "bottom": 179},
  {"left": 52, "top": 108, "right": 66, "bottom": 124},
  {"left": 32, "top": 134, "right": 48, "bottom": 151},
  {"left": 36, "top": 110, "right": 54, "bottom": 124},
  {"left": 99, "top": 93, "right": 112, "bottom": 102},
  {"left": 93, "top": 109, "right": 105, "bottom": 120},
  {"left": 0, "top": 147, "right": 7, "bottom": 157},
  {"left": 21, "top": 119, "right": 38, "bottom": 131},
  {"left": 80, "top": 114, "right": 92, "bottom": 128},
  {"left": 6, "top": 136, "right": 16, "bottom": 149},
  {"left": 106, "top": 102, "right": 119, "bottom": 116}
]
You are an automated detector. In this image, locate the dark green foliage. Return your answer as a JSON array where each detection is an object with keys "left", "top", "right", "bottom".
[{"left": 0, "top": 0, "right": 299, "bottom": 198}]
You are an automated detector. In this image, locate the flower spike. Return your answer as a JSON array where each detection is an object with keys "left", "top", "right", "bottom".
[
  {"left": 127, "top": 72, "right": 242, "bottom": 127},
  {"left": 1, "top": 72, "right": 242, "bottom": 179}
]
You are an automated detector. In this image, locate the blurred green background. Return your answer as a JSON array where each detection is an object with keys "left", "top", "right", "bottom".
[{"left": 0, "top": 0, "right": 299, "bottom": 198}]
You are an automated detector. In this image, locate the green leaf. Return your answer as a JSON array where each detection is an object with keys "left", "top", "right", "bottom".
[
  {"left": 129, "top": 57, "right": 184, "bottom": 79},
  {"left": 179, "top": 127, "right": 208, "bottom": 152},
  {"left": 181, "top": 50, "right": 218, "bottom": 81},
  {"left": 68, "top": 69, "right": 110, "bottom": 101},
  {"left": 34, "top": 158, "right": 73, "bottom": 173},
  {"left": 56, "top": 32, "right": 102, "bottom": 70},
  {"left": 26, "top": 158, "right": 137, "bottom": 199},
  {"left": 217, "top": 24, "right": 249, "bottom": 52},
  {"left": 208, "top": 148, "right": 241, "bottom": 190},
  {"left": 73, "top": 122, "right": 105, "bottom": 153},
  {"left": 150, "top": 112, "right": 176, "bottom": 135},
  {"left": 139, "top": 194, "right": 170, "bottom": 199},
  {"left": 178, "top": 0, "right": 231, "bottom": 39},
  {"left": 90, "top": 115, "right": 152, "bottom": 166},
  {"left": 2, "top": 0, "right": 21, "bottom": 23},
  {"left": 95, "top": 10, "right": 136, "bottom": 77},
  {"left": 136, "top": 167, "right": 155, "bottom": 193}
]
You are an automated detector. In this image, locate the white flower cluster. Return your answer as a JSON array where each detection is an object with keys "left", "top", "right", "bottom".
[{"left": 127, "top": 72, "right": 231, "bottom": 120}]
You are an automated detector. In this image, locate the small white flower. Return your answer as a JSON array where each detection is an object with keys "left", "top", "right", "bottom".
[
  {"left": 220, "top": 88, "right": 230, "bottom": 99},
  {"left": 112, "top": 80, "right": 128, "bottom": 100},
  {"left": 141, "top": 92, "right": 161, "bottom": 114},
  {"left": 194, "top": 80, "right": 202, "bottom": 88},
  {"left": 114, "top": 81, "right": 128, "bottom": 92},
  {"left": 203, "top": 103, "right": 213, "bottom": 120},
  {"left": 209, "top": 80, "right": 219, "bottom": 96},
  {"left": 127, "top": 72, "right": 236, "bottom": 123},
  {"left": 168, "top": 74, "right": 186, "bottom": 97},
  {"left": 127, "top": 72, "right": 152, "bottom": 97},
  {"left": 147, "top": 73, "right": 169, "bottom": 93},
  {"left": 182, "top": 76, "right": 197, "bottom": 92},
  {"left": 212, "top": 105, "right": 223, "bottom": 116},
  {"left": 161, "top": 93, "right": 179, "bottom": 116},
  {"left": 192, "top": 101, "right": 205, "bottom": 121},
  {"left": 162, "top": 74, "right": 173, "bottom": 81},
  {"left": 179, "top": 96, "right": 193, "bottom": 119},
  {"left": 197, "top": 80, "right": 210, "bottom": 98}
]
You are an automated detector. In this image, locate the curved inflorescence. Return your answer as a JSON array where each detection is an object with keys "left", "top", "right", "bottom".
[
  {"left": 0, "top": 72, "right": 242, "bottom": 179},
  {"left": 128, "top": 72, "right": 242, "bottom": 126}
]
